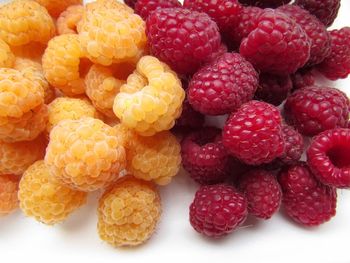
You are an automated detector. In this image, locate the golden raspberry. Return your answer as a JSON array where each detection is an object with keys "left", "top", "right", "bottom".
[
  {"left": 97, "top": 177, "right": 161, "bottom": 247},
  {"left": 0, "top": 0, "right": 55, "bottom": 47},
  {"left": 45, "top": 117, "right": 126, "bottom": 192},
  {"left": 0, "top": 134, "right": 47, "bottom": 176},
  {"left": 113, "top": 56, "right": 185, "bottom": 136},
  {"left": 0, "top": 38, "right": 14, "bottom": 68},
  {"left": 18, "top": 160, "right": 87, "bottom": 225},
  {"left": 42, "top": 34, "right": 90, "bottom": 96},
  {"left": 0, "top": 174, "right": 19, "bottom": 215},
  {"left": 34, "top": 0, "right": 83, "bottom": 18},
  {"left": 57, "top": 5, "right": 84, "bottom": 35},
  {"left": 47, "top": 97, "right": 101, "bottom": 133},
  {"left": 10, "top": 42, "right": 47, "bottom": 61},
  {"left": 78, "top": 0, "right": 146, "bottom": 66}
]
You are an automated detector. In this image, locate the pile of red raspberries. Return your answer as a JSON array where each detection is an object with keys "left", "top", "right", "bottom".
[{"left": 130, "top": 0, "right": 350, "bottom": 238}]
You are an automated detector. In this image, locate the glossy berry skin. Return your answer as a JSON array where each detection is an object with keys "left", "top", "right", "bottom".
[
  {"left": 146, "top": 8, "right": 221, "bottom": 75},
  {"left": 239, "top": 9, "right": 311, "bottom": 75},
  {"left": 317, "top": 27, "right": 350, "bottom": 80},
  {"left": 279, "top": 125, "right": 304, "bottom": 165},
  {"left": 181, "top": 127, "right": 230, "bottom": 185},
  {"left": 135, "top": 0, "right": 181, "bottom": 20},
  {"left": 279, "top": 162, "right": 337, "bottom": 226},
  {"left": 294, "top": 0, "right": 340, "bottom": 27},
  {"left": 223, "top": 101, "right": 285, "bottom": 165},
  {"left": 189, "top": 184, "right": 248, "bottom": 238},
  {"left": 284, "top": 86, "right": 349, "bottom": 136},
  {"left": 307, "top": 128, "right": 350, "bottom": 189},
  {"left": 291, "top": 68, "right": 315, "bottom": 90},
  {"left": 239, "top": 0, "right": 291, "bottom": 8},
  {"left": 188, "top": 53, "right": 258, "bottom": 115},
  {"left": 238, "top": 170, "right": 282, "bottom": 219}
]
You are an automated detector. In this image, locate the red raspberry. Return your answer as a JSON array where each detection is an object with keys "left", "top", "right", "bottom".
[
  {"left": 255, "top": 73, "right": 292, "bottom": 106},
  {"left": 307, "top": 128, "right": 350, "bottom": 188},
  {"left": 188, "top": 53, "right": 258, "bottom": 115},
  {"left": 317, "top": 27, "right": 350, "bottom": 80},
  {"left": 146, "top": 8, "right": 222, "bottom": 75},
  {"left": 135, "top": 0, "right": 181, "bottom": 20},
  {"left": 279, "top": 125, "right": 304, "bottom": 165},
  {"left": 203, "top": 43, "right": 228, "bottom": 64},
  {"left": 223, "top": 101, "right": 285, "bottom": 165},
  {"left": 189, "top": 184, "right": 248, "bottom": 238},
  {"left": 238, "top": 169, "right": 282, "bottom": 219},
  {"left": 124, "top": 0, "right": 137, "bottom": 8},
  {"left": 284, "top": 86, "right": 349, "bottom": 136},
  {"left": 239, "top": 9, "right": 311, "bottom": 75},
  {"left": 291, "top": 68, "right": 315, "bottom": 90},
  {"left": 278, "top": 5, "right": 331, "bottom": 66},
  {"left": 239, "top": 0, "right": 291, "bottom": 7},
  {"left": 294, "top": 0, "right": 340, "bottom": 27},
  {"left": 174, "top": 98, "right": 205, "bottom": 132},
  {"left": 181, "top": 127, "right": 230, "bottom": 185},
  {"left": 279, "top": 162, "right": 337, "bottom": 226},
  {"left": 183, "top": 0, "right": 243, "bottom": 33}
]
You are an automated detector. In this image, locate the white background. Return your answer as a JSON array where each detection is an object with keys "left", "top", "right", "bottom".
[{"left": 1, "top": 1, "right": 350, "bottom": 263}]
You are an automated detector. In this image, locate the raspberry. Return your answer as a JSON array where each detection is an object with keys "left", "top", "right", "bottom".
[
  {"left": 45, "top": 117, "right": 126, "bottom": 192},
  {"left": 0, "top": 39, "right": 14, "bottom": 68},
  {"left": 255, "top": 73, "right": 292, "bottom": 106},
  {"left": 135, "top": 0, "right": 181, "bottom": 20},
  {"left": 181, "top": 127, "right": 231, "bottom": 185},
  {"left": 188, "top": 53, "right": 258, "bottom": 116},
  {"left": 238, "top": 170, "right": 282, "bottom": 219},
  {"left": 98, "top": 177, "right": 161, "bottom": 247},
  {"left": 317, "top": 27, "right": 350, "bottom": 80},
  {"left": 291, "top": 68, "right": 315, "bottom": 90},
  {"left": 78, "top": 0, "right": 146, "bottom": 66},
  {"left": 284, "top": 86, "right": 349, "bottom": 136},
  {"left": 183, "top": 0, "right": 243, "bottom": 33},
  {"left": 56, "top": 5, "right": 84, "bottom": 35},
  {"left": 307, "top": 128, "right": 350, "bottom": 188},
  {"left": 279, "top": 125, "right": 304, "bottom": 165},
  {"left": 146, "top": 8, "right": 222, "bottom": 75},
  {"left": 0, "top": 135, "right": 47, "bottom": 176},
  {"left": 47, "top": 97, "right": 101, "bottom": 133},
  {"left": 279, "top": 162, "right": 337, "bottom": 226},
  {"left": 0, "top": 174, "right": 19, "bottom": 215},
  {"left": 0, "top": 0, "right": 55, "bottom": 46},
  {"left": 239, "top": 9, "right": 311, "bottom": 75},
  {"left": 174, "top": 98, "right": 205, "bottom": 131},
  {"left": 239, "top": 0, "right": 291, "bottom": 7},
  {"left": 124, "top": 0, "right": 137, "bottom": 8},
  {"left": 204, "top": 43, "right": 228, "bottom": 64},
  {"left": 223, "top": 101, "right": 284, "bottom": 165},
  {"left": 294, "top": 0, "right": 340, "bottom": 27},
  {"left": 10, "top": 42, "right": 47, "bottom": 61},
  {"left": 34, "top": 0, "right": 82, "bottom": 18},
  {"left": 42, "top": 34, "right": 89, "bottom": 96},
  {"left": 189, "top": 184, "right": 248, "bottom": 238},
  {"left": 278, "top": 5, "right": 331, "bottom": 66},
  {"left": 18, "top": 161, "right": 87, "bottom": 225},
  {"left": 113, "top": 56, "right": 185, "bottom": 136}
]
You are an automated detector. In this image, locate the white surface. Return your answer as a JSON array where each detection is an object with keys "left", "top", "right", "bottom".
[{"left": 1, "top": 1, "right": 350, "bottom": 263}]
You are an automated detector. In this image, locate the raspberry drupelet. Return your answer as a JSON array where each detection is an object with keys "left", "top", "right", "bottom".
[
  {"left": 56, "top": 5, "right": 84, "bottom": 35},
  {"left": 0, "top": 174, "right": 20, "bottom": 216},
  {"left": 135, "top": 0, "right": 181, "bottom": 20},
  {"left": 239, "top": 0, "right": 291, "bottom": 7},
  {"left": 34, "top": 0, "right": 83, "bottom": 18},
  {"left": 279, "top": 125, "right": 304, "bottom": 165}
]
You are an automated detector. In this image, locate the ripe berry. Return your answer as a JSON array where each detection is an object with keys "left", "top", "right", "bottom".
[
  {"left": 189, "top": 184, "right": 248, "bottom": 238},
  {"left": 307, "top": 128, "right": 350, "bottom": 188},
  {"left": 291, "top": 68, "right": 315, "bottom": 90},
  {"left": 0, "top": 174, "right": 19, "bottom": 215},
  {"left": 56, "top": 5, "right": 84, "bottom": 35},
  {"left": 34, "top": 0, "right": 82, "bottom": 18},
  {"left": 239, "top": 0, "right": 291, "bottom": 8},
  {"left": 279, "top": 125, "right": 304, "bottom": 165},
  {"left": 284, "top": 86, "right": 349, "bottom": 136},
  {"left": 135, "top": 0, "right": 181, "bottom": 20},
  {"left": 188, "top": 53, "right": 258, "bottom": 115}
]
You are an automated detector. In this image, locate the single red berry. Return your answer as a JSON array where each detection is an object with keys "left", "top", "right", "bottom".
[
  {"left": 291, "top": 68, "right": 315, "bottom": 90},
  {"left": 189, "top": 184, "right": 248, "bottom": 238},
  {"left": 188, "top": 52, "right": 258, "bottom": 115},
  {"left": 294, "top": 0, "right": 340, "bottom": 27},
  {"left": 278, "top": 5, "right": 331, "bottom": 66},
  {"left": 307, "top": 128, "right": 350, "bottom": 189},
  {"left": 146, "top": 8, "right": 222, "bottom": 75},
  {"left": 124, "top": 0, "right": 137, "bottom": 8},
  {"left": 317, "top": 27, "right": 350, "bottom": 80},
  {"left": 223, "top": 100, "right": 285, "bottom": 165},
  {"left": 255, "top": 73, "right": 292, "bottom": 106},
  {"left": 284, "top": 86, "right": 349, "bottom": 136},
  {"left": 203, "top": 43, "right": 228, "bottom": 64},
  {"left": 238, "top": 169, "right": 282, "bottom": 219},
  {"left": 174, "top": 98, "right": 205, "bottom": 132},
  {"left": 239, "top": 0, "right": 291, "bottom": 7},
  {"left": 135, "top": 0, "right": 181, "bottom": 20},
  {"left": 279, "top": 125, "right": 304, "bottom": 165},
  {"left": 279, "top": 162, "right": 337, "bottom": 226}
]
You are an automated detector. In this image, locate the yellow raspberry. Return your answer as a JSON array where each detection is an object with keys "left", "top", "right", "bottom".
[
  {"left": 0, "top": 38, "right": 15, "bottom": 68},
  {"left": 97, "top": 177, "right": 161, "bottom": 247},
  {"left": 113, "top": 56, "right": 185, "bottom": 136},
  {"left": 42, "top": 34, "right": 90, "bottom": 96},
  {"left": 47, "top": 97, "right": 101, "bottom": 133},
  {"left": 10, "top": 42, "right": 47, "bottom": 61},
  {"left": 34, "top": 0, "right": 83, "bottom": 18},
  {"left": 0, "top": 174, "right": 20, "bottom": 216},
  {"left": 18, "top": 160, "right": 87, "bottom": 225},
  {"left": 78, "top": 0, "right": 146, "bottom": 66},
  {"left": 0, "top": 0, "right": 55, "bottom": 47},
  {"left": 45, "top": 117, "right": 126, "bottom": 192},
  {"left": 0, "top": 134, "right": 47, "bottom": 176},
  {"left": 57, "top": 5, "right": 84, "bottom": 35}
]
